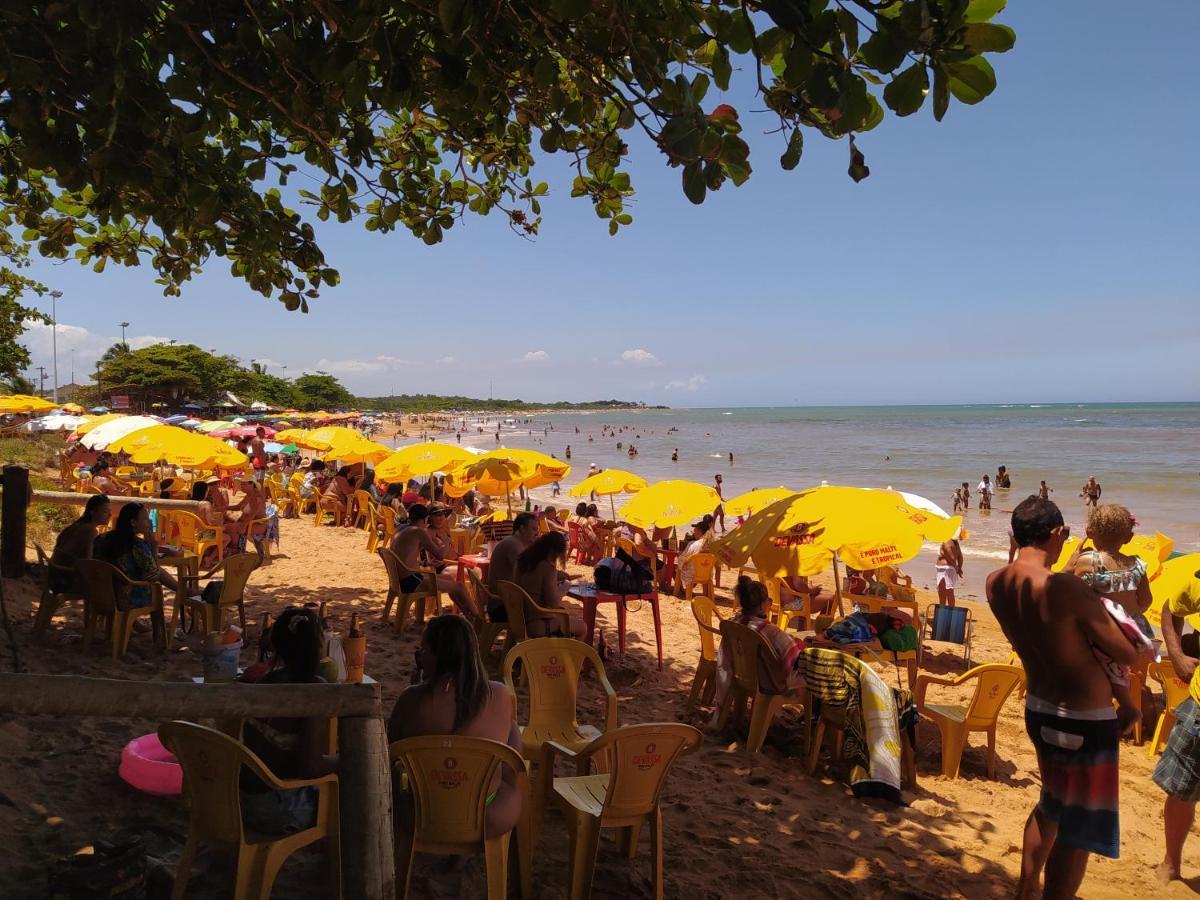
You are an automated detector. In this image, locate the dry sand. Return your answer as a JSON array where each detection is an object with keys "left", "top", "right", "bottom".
[{"left": 0, "top": 515, "right": 1196, "bottom": 899}]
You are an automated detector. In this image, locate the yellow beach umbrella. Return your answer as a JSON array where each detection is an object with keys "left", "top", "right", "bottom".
[
  {"left": 109, "top": 425, "right": 248, "bottom": 469},
  {"left": 61, "top": 402, "right": 86, "bottom": 414},
  {"left": 375, "top": 442, "right": 474, "bottom": 483},
  {"left": 1147, "top": 553, "right": 1200, "bottom": 628},
  {"left": 0, "top": 394, "right": 58, "bottom": 414},
  {"left": 289, "top": 425, "right": 364, "bottom": 452},
  {"left": 721, "top": 486, "right": 797, "bottom": 519},
  {"left": 569, "top": 469, "right": 648, "bottom": 519},
  {"left": 1052, "top": 531, "right": 1175, "bottom": 580},
  {"left": 447, "top": 449, "right": 572, "bottom": 513},
  {"left": 710, "top": 486, "right": 961, "bottom": 611},
  {"left": 618, "top": 479, "right": 721, "bottom": 530},
  {"left": 322, "top": 437, "right": 392, "bottom": 466}
]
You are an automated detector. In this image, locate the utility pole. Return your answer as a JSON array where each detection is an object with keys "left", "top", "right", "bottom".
[
  {"left": 49, "top": 290, "right": 62, "bottom": 403},
  {"left": 36, "top": 366, "right": 47, "bottom": 397},
  {"left": 70, "top": 349, "right": 75, "bottom": 386},
  {"left": 119, "top": 321, "right": 129, "bottom": 349}
]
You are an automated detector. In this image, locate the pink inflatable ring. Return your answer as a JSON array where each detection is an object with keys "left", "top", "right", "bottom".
[{"left": 119, "top": 733, "right": 182, "bottom": 796}]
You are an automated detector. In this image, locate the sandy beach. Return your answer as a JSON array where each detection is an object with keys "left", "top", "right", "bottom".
[{"left": 0, "top": 509, "right": 1194, "bottom": 899}]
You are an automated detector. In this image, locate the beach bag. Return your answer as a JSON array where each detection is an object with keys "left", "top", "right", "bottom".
[
  {"left": 594, "top": 557, "right": 650, "bottom": 595},
  {"left": 823, "top": 611, "right": 875, "bottom": 645},
  {"left": 47, "top": 833, "right": 147, "bottom": 899}
]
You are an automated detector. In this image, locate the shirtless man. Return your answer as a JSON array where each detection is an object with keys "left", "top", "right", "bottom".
[
  {"left": 935, "top": 537, "right": 964, "bottom": 606},
  {"left": 987, "top": 496, "right": 1138, "bottom": 900},
  {"left": 485, "top": 512, "right": 538, "bottom": 606},
  {"left": 250, "top": 426, "right": 268, "bottom": 482},
  {"left": 713, "top": 473, "right": 725, "bottom": 532},
  {"left": 1080, "top": 476, "right": 1102, "bottom": 508},
  {"left": 389, "top": 504, "right": 479, "bottom": 618}
]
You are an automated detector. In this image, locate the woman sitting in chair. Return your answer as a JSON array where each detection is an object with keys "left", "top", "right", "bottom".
[
  {"left": 94, "top": 503, "right": 179, "bottom": 608},
  {"left": 515, "top": 532, "right": 586, "bottom": 640},
  {"left": 677, "top": 515, "right": 713, "bottom": 593},
  {"left": 240, "top": 606, "right": 337, "bottom": 834},
  {"left": 387, "top": 616, "right": 523, "bottom": 838},
  {"left": 779, "top": 574, "right": 835, "bottom": 619},
  {"left": 711, "top": 577, "right": 807, "bottom": 724},
  {"left": 321, "top": 466, "right": 357, "bottom": 527}
]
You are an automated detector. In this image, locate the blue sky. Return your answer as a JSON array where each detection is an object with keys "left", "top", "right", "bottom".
[{"left": 18, "top": 3, "right": 1200, "bottom": 406}]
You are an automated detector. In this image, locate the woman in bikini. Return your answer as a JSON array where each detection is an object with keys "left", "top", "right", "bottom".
[{"left": 387, "top": 616, "right": 523, "bottom": 838}]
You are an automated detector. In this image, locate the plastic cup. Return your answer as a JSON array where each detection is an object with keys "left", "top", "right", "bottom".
[{"left": 342, "top": 635, "right": 366, "bottom": 683}]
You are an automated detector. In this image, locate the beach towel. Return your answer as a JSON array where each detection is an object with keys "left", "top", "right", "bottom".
[{"left": 796, "top": 648, "right": 903, "bottom": 803}]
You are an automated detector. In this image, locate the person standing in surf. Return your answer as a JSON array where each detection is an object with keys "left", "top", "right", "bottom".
[{"left": 713, "top": 473, "right": 725, "bottom": 532}]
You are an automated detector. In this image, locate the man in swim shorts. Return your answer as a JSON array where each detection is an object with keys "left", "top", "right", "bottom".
[
  {"left": 987, "top": 496, "right": 1138, "bottom": 900},
  {"left": 1152, "top": 564, "right": 1200, "bottom": 884}
]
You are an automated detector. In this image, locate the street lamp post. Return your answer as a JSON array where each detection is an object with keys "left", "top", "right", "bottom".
[
  {"left": 119, "top": 321, "right": 129, "bottom": 348},
  {"left": 49, "top": 290, "right": 63, "bottom": 403}
]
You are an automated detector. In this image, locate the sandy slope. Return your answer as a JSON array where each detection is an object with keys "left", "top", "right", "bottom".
[{"left": 0, "top": 516, "right": 1194, "bottom": 899}]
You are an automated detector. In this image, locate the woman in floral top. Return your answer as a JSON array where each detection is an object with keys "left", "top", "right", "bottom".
[{"left": 95, "top": 503, "right": 178, "bottom": 607}]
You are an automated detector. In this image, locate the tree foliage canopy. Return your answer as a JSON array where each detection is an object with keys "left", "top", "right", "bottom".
[
  {"left": 1, "top": 0, "right": 1012, "bottom": 310},
  {"left": 0, "top": 229, "right": 47, "bottom": 379}
]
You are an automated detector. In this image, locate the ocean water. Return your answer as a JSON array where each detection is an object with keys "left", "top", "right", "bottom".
[{"left": 475, "top": 403, "right": 1199, "bottom": 593}]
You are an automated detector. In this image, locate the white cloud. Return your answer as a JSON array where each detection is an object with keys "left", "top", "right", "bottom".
[
  {"left": 436, "top": 356, "right": 457, "bottom": 365},
  {"left": 664, "top": 374, "right": 708, "bottom": 392},
  {"left": 314, "top": 355, "right": 416, "bottom": 375},
  {"left": 618, "top": 348, "right": 662, "bottom": 366},
  {"left": 20, "top": 320, "right": 171, "bottom": 384},
  {"left": 250, "top": 357, "right": 286, "bottom": 369},
  {"left": 521, "top": 350, "right": 549, "bottom": 363}
]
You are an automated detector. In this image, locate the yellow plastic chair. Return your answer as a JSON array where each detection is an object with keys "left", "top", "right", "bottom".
[
  {"left": 366, "top": 505, "right": 396, "bottom": 553},
  {"left": 715, "top": 619, "right": 806, "bottom": 753},
  {"left": 179, "top": 552, "right": 260, "bottom": 634},
  {"left": 502, "top": 638, "right": 617, "bottom": 761},
  {"left": 539, "top": 723, "right": 702, "bottom": 900},
  {"left": 389, "top": 735, "right": 532, "bottom": 900},
  {"left": 378, "top": 547, "right": 442, "bottom": 629},
  {"left": 350, "top": 489, "right": 374, "bottom": 530},
  {"left": 469, "top": 569, "right": 508, "bottom": 666},
  {"left": 161, "top": 510, "right": 227, "bottom": 565},
  {"left": 495, "top": 581, "right": 571, "bottom": 646},
  {"left": 762, "top": 577, "right": 807, "bottom": 631},
  {"left": 685, "top": 596, "right": 724, "bottom": 710},
  {"left": 75, "top": 558, "right": 168, "bottom": 658},
  {"left": 877, "top": 565, "right": 918, "bottom": 603},
  {"left": 314, "top": 492, "right": 344, "bottom": 527},
  {"left": 32, "top": 542, "right": 85, "bottom": 641},
  {"left": 680, "top": 552, "right": 716, "bottom": 601},
  {"left": 266, "top": 479, "right": 295, "bottom": 518},
  {"left": 1148, "top": 660, "right": 1191, "bottom": 755},
  {"left": 916, "top": 663, "right": 1025, "bottom": 779},
  {"left": 159, "top": 721, "right": 340, "bottom": 900}
]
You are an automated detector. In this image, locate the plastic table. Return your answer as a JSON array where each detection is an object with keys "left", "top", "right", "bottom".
[{"left": 568, "top": 583, "right": 664, "bottom": 671}]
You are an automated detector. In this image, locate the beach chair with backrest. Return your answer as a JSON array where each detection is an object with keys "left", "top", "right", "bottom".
[
  {"left": 350, "top": 489, "right": 374, "bottom": 530},
  {"left": 916, "top": 663, "right": 1025, "bottom": 779},
  {"left": 919, "top": 603, "right": 974, "bottom": 669},
  {"left": 161, "top": 510, "right": 226, "bottom": 565},
  {"left": 468, "top": 569, "right": 507, "bottom": 667},
  {"left": 266, "top": 479, "right": 295, "bottom": 519},
  {"left": 715, "top": 619, "right": 806, "bottom": 753},
  {"left": 159, "top": 721, "right": 340, "bottom": 900},
  {"left": 389, "top": 735, "right": 532, "bottom": 900},
  {"left": 378, "top": 547, "right": 442, "bottom": 630},
  {"left": 178, "top": 552, "right": 260, "bottom": 634},
  {"left": 32, "top": 542, "right": 85, "bottom": 641},
  {"left": 502, "top": 638, "right": 617, "bottom": 762},
  {"left": 762, "top": 576, "right": 808, "bottom": 631},
  {"left": 847, "top": 593, "right": 924, "bottom": 687},
  {"left": 314, "top": 491, "right": 344, "bottom": 527},
  {"left": 1148, "top": 660, "right": 1191, "bottom": 756},
  {"left": 495, "top": 581, "right": 571, "bottom": 647},
  {"left": 539, "top": 723, "right": 702, "bottom": 900},
  {"left": 680, "top": 552, "right": 716, "bottom": 601},
  {"left": 686, "top": 596, "right": 724, "bottom": 710},
  {"left": 75, "top": 558, "right": 168, "bottom": 658}
]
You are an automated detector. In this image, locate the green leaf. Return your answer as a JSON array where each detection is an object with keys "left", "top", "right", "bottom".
[
  {"left": 882, "top": 63, "right": 929, "bottom": 117},
  {"left": 859, "top": 28, "right": 907, "bottom": 74},
  {"left": 712, "top": 45, "right": 732, "bottom": 91},
  {"left": 946, "top": 57, "right": 997, "bottom": 104},
  {"left": 780, "top": 129, "right": 803, "bottom": 170},
  {"left": 962, "top": 23, "right": 1016, "bottom": 53},
  {"left": 682, "top": 163, "right": 706, "bottom": 204},
  {"left": 836, "top": 8, "right": 860, "bottom": 56},
  {"left": 847, "top": 137, "right": 870, "bottom": 183},
  {"left": 932, "top": 63, "right": 950, "bottom": 121},
  {"left": 965, "top": 0, "right": 1007, "bottom": 23}
]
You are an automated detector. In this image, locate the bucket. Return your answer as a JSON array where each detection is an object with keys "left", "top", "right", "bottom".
[
  {"left": 201, "top": 639, "right": 242, "bottom": 682},
  {"left": 342, "top": 636, "right": 366, "bottom": 684}
]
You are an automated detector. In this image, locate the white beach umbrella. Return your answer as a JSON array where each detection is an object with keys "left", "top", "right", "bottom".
[
  {"left": 80, "top": 415, "right": 162, "bottom": 450},
  {"left": 896, "top": 490, "right": 963, "bottom": 540},
  {"left": 28, "top": 414, "right": 86, "bottom": 432}
]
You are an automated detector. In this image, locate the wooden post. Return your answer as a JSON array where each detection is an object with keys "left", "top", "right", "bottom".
[
  {"left": 339, "top": 714, "right": 396, "bottom": 900},
  {"left": 1, "top": 465, "right": 30, "bottom": 578},
  {"left": 0, "top": 488, "right": 206, "bottom": 512}
]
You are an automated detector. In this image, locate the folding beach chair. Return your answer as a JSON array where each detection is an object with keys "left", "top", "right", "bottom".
[{"left": 919, "top": 603, "right": 974, "bottom": 669}]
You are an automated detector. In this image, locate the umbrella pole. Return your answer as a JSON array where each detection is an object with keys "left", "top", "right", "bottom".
[
  {"left": 832, "top": 555, "right": 846, "bottom": 618},
  {"left": 609, "top": 494, "right": 617, "bottom": 522}
]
